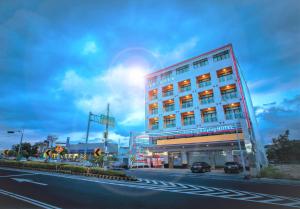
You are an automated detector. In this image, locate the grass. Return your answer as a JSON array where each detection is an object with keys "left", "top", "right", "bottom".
[{"left": 259, "top": 165, "right": 295, "bottom": 180}]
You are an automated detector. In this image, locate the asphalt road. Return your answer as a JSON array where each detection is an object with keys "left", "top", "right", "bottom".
[{"left": 0, "top": 167, "right": 299, "bottom": 209}]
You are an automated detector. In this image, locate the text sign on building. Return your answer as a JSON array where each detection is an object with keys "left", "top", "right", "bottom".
[{"left": 149, "top": 124, "right": 239, "bottom": 138}]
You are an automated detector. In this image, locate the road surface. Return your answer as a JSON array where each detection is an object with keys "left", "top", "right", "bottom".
[{"left": 0, "top": 167, "right": 299, "bottom": 209}]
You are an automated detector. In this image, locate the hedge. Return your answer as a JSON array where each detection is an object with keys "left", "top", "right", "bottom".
[{"left": 0, "top": 160, "right": 128, "bottom": 179}]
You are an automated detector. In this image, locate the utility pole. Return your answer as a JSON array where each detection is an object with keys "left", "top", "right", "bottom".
[
  {"left": 236, "top": 120, "right": 246, "bottom": 175},
  {"left": 103, "top": 103, "right": 110, "bottom": 169},
  {"left": 17, "top": 130, "right": 24, "bottom": 159},
  {"left": 84, "top": 112, "right": 91, "bottom": 159}
]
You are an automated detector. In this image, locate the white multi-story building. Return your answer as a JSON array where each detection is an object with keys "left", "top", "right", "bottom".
[{"left": 145, "top": 44, "right": 267, "bottom": 171}]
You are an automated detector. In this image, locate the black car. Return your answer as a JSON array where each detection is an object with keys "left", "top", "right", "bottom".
[
  {"left": 224, "top": 162, "right": 242, "bottom": 173},
  {"left": 191, "top": 162, "right": 211, "bottom": 173}
]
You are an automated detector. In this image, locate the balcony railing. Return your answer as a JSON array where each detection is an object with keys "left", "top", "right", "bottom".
[
  {"left": 165, "top": 123, "right": 176, "bottom": 128},
  {"left": 218, "top": 74, "right": 233, "bottom": 82},
  {"left": 182, "top": 102, "right": 193, "bottom": 109},
  {"left": 225, "top": 112, "right": 242, "bottom": 120},
  {"left": 200, "top": 97, "right": 214, "bottom": 104},
  {"left": 151, "top": 109, "right": 158, "bottom": 115},
  {"left": 222, "top": 92, "right": 237, "bottom": 100},
  {"left": 151, "top": 124, "right": 159, "bottom": 130},
  {"left": 203, "top": 117, "right": 217, "bottom": 123},
  {"left": 198, "top": 80, "right": 211, "bottom": 88},
  {"left": 179, "top": 85, "right": 191, "bottom": 92},
  {"left": 151, "top": 95, "right": 158, "bottom": 100},
  {"left": 163, "top": 91, "right": 173, "bottom": 97},
  {"left": 165, "top": 105, "right": 175, "bottom": 112},
  {"left": 183, "top": 119, "right": 195, "bottom": 126}
]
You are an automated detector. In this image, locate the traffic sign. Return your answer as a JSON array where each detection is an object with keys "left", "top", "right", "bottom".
[
  {"left": 90, "top": 114, "right": 115, "bottom": 127},
  {"left": 45, "top": 149, "right": 52, "bottom": 157},
  {"left": 55, "top": 146, "right": 64, "bottom": 154},
  {"left": 94, "top": 148, "right": 102, "bottom": 157}
]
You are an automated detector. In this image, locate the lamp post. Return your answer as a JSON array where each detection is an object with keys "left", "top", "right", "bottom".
[{"left": 7, "top": 129, "right": 24, "bottom": 159}]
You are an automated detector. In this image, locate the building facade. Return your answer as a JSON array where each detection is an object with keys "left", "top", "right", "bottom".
[{"left": 145, "top": 44, "right": 267, "bottom": 171}]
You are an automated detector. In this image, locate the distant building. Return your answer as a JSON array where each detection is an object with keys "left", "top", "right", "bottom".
[{"left": 145, "top": 44, "right": 267, "bottom": 170}]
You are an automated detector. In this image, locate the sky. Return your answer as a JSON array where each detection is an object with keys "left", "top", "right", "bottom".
[{"left": 0, "top": 0, "right": 300, "bottom": 149}]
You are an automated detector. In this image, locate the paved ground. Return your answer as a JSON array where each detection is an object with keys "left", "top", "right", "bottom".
[{"left": 0, "top": 166, "right": 299, "bottom": 209}]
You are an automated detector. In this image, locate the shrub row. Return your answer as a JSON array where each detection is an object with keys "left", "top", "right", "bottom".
[{"left": 0, "top": 160, "right": 127, "bottom": 178}]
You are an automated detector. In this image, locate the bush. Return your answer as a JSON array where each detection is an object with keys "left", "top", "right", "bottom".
[
  {"left": 89, "top": 167, "right": 126, "bottom": 177},
  {"left": 0, "top": 160, "right": 126, "bottom": 177},
  {"left": 259, "top": 166, "right": 291, "bottom": 179}
]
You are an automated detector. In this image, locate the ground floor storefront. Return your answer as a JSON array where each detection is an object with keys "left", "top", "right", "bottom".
[{"left": 146, "top": 141, "right": 248, "bottom": 169}]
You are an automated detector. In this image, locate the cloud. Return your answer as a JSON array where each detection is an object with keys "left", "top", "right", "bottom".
[
  {"left": 61, "top": 64, "right": 149, "bottom": 129},
  {"left": 256, "top": 94, "right": 300, "bottom": 142}
]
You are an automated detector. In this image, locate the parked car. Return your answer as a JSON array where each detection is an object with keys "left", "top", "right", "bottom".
[
  {"left": 191, "top": 162, "right": 211, "bottom": 173},
  {"left": 224, "top": 162, "right": 242, "bottom": 173}
]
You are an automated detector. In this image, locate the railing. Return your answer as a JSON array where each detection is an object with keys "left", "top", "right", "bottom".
[
  {"left": 163, "top": 91, "right": 173, "bottom": 97},
  {"left": 151, "top": 124, "right": 159, "bottom": 130},
  {"left": 198, "top": 81, "right": 211, "bottom": 88},
  {"left": 203, "top": 117, "right": 217, "bottom": 123},
  {"left": 151, "top": 109, "right": 158, "bottom": 114},
  {"left": 182, "top": 102, "right": 193, "bottom": 109},
  {"left": 151, "top": 95, "right": 158, "bottom": 100},
  {"left": 165, "top": 105, "right": 175, "bottom": 112},
  {"left": 225, "top": 113, "right": 242, "bottom": 120},
  {"left": 165, "top": 123, "right": 176, "bottom": 128},
  {"left": 200, "top": 97, "right": 214, "bottom": 104},
  {"left": 183, "top": 119, "right": 195, "bottom": 126},
  {"left": 180, "top": 85, "right": 191, "bottom": 92},
  {"left": 222, "top": 92, "right": 237, "bottom": 100},
  {"left": 218, "top": 74, "right": 233, "bottom": 82}
]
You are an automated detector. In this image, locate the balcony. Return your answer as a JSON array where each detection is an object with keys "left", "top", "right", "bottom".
[
  {"left": 203, "top": 117, "right": 217, "bottom": 123},
  {"left": 151, "top": 124, "right": 159, "bottom": 130},
  {"left": 163, "top": 90, "right": 173, "bottom": 97},
  {"left": 183, "top": 119, "right": 195, "bottom": 126},
  {"left": 165, "top": 105, "right": 175, "bottom": 112},
  {"left": 180, "top": 85, "right": 191, "bottom": 92},
  {"left": 222, "top": 92, "right": 237, "bottom": 100},
  {"left": 151, "top": 108, "right": 158, "bottom": 115},
  {"left": 182, "top": 101, "right": 193, "bottom": 109},
  {"left": 165, "top": 123, "right": 176, "bottom": 128},
  {"left": 219, "top": 74, "right": 233, "bottom": 82},
  {"left": 200, "top": 97, "right": 214, "bottom": 105},
  {"left": 198, "top": 80, "right": 211, "bottom": 88},
  {"left": 225, "top": 112, "right": 242, "bottom": 120}
]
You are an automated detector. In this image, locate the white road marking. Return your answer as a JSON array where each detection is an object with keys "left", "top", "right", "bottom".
[
  {"left": 1, "top": 167, "right": 300, "bottom": 208},
  {"left": 0, "top": 188, "right": 61, "bottom": 209},
  {"left": 11, "top": 178, "right": 48, "bottom": 186}
]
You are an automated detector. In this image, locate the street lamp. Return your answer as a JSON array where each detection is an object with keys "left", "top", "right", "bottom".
[{"left": 7, "top": 129, "right": 24, "bottom": 159}]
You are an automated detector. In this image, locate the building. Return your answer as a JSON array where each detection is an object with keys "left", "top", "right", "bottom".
[
  {"left": 65, "top": 142, "right": 118, "bottom": 160},
  {"left": 145, "top": 44, "right": 267, "bottom": 172}
]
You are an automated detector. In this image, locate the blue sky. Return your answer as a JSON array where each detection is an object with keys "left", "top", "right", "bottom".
[{"left": 0, "top": 0, "right": 300, "bottom": 149}]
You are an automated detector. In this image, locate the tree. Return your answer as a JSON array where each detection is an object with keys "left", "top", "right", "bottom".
[
  {"left": 12, "top": 142, "right": 38, "bottom": 158},
  {"left": 266, "top": 130, "right": 300, "bottom": 163}
]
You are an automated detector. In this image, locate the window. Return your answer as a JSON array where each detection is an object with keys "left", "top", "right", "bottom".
[
  {"left": 193, "top": 58, "right": 208, "bottom": 68},
  {"left": 213, "top": 50, "right": 230, "bottom": 62},
  {"left": 161, "top": 71, "right": 172, "bottom": 83},
  {"left": 199, "top": 90, "right": 214, "bottom": 104},
  {"left": 202, "top": 108, "right": 217, "bottom": 123},
  {"left": 164, "top": 115, "right": 176, "bottom": 128},
  {"left": 182, "top": 112, "right": 195, "bottom": 126},
  {"left": 224, "top": 103, "right": 243, "bottom": 120},
  {"left": 176, "top": 65, "right": 189, "bottom": 75},
  {"left": 148, "top": 76, "right": 157, "bottom": 87},
  {"left": 181, "top": 95, "right": 193, "bottom": 109}
]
